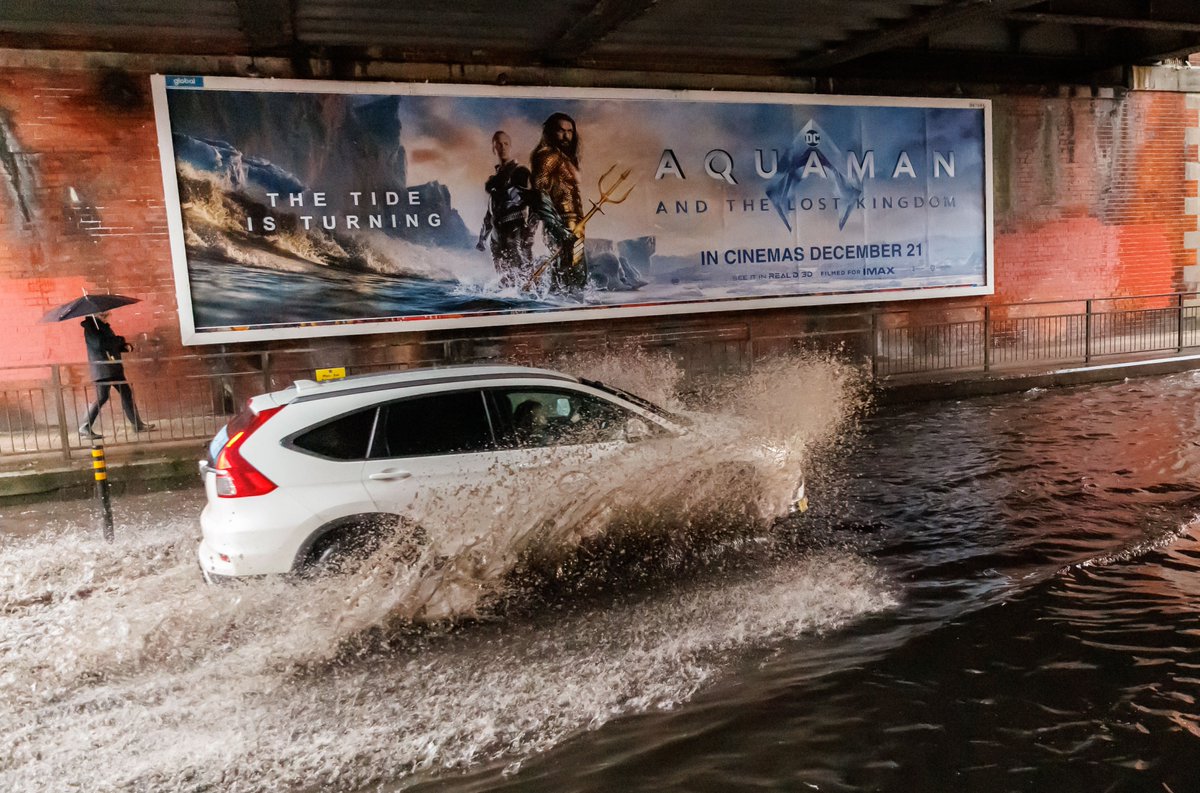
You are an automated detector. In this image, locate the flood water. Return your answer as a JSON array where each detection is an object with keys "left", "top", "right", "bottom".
[{"left": 3, "top": 366, "right": 1200, "bottom": 792}]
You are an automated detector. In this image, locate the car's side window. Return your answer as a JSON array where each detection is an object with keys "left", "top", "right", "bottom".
[
  {"left": 488, "top": 388, "right": 634, "bottom": 449},
  {"left": 373, "top": 390, "right": 493, "bottom": 458},
  {"left": 291, "top": 407, "right": 378, "bottom": 460}
]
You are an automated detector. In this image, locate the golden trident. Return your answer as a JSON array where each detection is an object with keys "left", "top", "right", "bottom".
[{"left": 523, "top": 164, "right": 636, "bottom": 292}]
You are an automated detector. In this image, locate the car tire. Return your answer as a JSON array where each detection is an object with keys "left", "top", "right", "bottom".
[
  {"left": 303, "top": 514, "right": 426, "bottom": 575},
  {"left": 307, "top": 531, "right": 371, "bottom": 574}
]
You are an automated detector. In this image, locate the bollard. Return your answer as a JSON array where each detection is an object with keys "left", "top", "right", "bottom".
[{"left": 91, "top": 441, "right": 114, "bottom": 542}]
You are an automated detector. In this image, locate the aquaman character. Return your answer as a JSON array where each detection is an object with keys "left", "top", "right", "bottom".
[{"left": 530, "top": 112, "right": 587, "bottom": 294}]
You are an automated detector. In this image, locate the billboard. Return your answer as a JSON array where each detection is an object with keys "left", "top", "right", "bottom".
[{"left": 151, "top": 75, "right": 993, "bottom": 344}]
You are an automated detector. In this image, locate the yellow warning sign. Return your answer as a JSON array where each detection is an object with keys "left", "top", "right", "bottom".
[{"left": 315, "top": 367, "right": 346, "bottom": 382}]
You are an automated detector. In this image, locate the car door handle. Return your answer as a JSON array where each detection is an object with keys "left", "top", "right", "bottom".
[{"left": 368, "top": 469, "right": 412, "bottom": 481}]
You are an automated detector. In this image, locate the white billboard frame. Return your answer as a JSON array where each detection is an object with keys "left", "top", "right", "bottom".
[{"left": 151, "top": 74, "right": 994, "bottom": 345}]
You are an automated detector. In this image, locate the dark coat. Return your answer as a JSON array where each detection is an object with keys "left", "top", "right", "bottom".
[{"left": 81, "top": 317, "right": 130, "bottom": 382}]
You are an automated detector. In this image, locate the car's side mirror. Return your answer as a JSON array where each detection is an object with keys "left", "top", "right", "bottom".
[{"left": 624, "top": 417, "right": 651, "bottom": 443}]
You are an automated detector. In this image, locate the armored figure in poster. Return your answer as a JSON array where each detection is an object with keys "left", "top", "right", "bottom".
[
  {"left": 531, "top": 112, "right": 587, "bottom": 294},
  {"left": 477, "top": 131, "right": 536, "bottom": 287}
]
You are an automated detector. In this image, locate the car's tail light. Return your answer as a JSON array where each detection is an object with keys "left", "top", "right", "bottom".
[{"left": 212, "top": 405, "right": 283, "bottom": 498}]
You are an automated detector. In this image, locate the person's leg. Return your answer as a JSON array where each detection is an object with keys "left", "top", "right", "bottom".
[
  {"left": 551, "top": 243, "right": 587, "bottom": 295},
  {"left": 495, "top": 225, "right": 526, "bottom": 288},
  {"left": 489, "top": 235, "right": 512, "bottom": 286},
  {"left": 81, "top": 382, "right": 112, "bottom": 436},
  {"left": 115, "top": 381, "right": 154, "bottom": 431}
]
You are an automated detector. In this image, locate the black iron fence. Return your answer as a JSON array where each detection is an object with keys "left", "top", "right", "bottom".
[
  {"left": 3, "top": 291, "right": 1198, "bottom": 461},
  {"left": 872, "top": 293, "right": 1200, "bottom": 376}
]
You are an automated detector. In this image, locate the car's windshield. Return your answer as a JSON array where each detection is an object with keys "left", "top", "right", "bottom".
[{"left": 579, "top": 378, "right": 691, "bottom": 426}]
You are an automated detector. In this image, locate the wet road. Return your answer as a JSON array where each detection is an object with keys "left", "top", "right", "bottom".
[
  {"left": 395, "top": 374, "right": 1200, "bottom": 793},
  {"left": 3, "top": 367, "right": 1200, "bottom": 792}
]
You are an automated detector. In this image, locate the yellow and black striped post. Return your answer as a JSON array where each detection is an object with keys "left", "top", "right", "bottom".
[{"left": 91, "top": 441, "right": 114, "bottom": 542}]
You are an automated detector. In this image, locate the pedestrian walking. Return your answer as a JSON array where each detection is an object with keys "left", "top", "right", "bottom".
[{"left": 79, "top": 312, "right": 155, "bottom": 438}]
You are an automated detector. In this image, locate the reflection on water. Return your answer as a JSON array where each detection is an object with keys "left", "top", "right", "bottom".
[
  {"left": 4, "top": 365, "right": 1200, "bottom": 792},
  {"left": 422, "top": 373, "right": 1200, "bottom": 793}
]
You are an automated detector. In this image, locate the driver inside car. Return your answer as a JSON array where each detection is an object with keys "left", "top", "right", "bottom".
[{"left": 512, "top": 399, "right": 550, "bottom": 446}]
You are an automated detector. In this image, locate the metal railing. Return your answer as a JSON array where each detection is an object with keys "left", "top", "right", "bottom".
[
  {"left": 871, "top": 292, "right": 1200, "bottom": 376},
  {"left": 3, "top": 291, "right": 1198, "bottom": 462}
]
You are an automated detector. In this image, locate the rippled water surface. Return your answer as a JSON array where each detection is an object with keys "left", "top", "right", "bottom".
[{"left": 3, "top": 367, "right": 1200, "bottom": 792}]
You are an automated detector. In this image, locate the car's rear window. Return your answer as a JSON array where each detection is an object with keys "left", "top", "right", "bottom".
[
  {"left": 207, "top": 402, "right": 260, "bottom": 462},
  {"left": 292, "top": 407, "right": 377, "bottom": 460}
]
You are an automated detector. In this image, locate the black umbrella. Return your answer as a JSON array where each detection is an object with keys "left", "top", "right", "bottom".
[{"left": 41, "top": 293, "right": 140, "bottom": 323}]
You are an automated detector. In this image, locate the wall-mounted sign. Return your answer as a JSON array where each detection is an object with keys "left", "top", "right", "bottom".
[
  {"left": 314, "top": 367, "right": 346, "bottom": 382},
  {"left": 151, "top": 75, "right": 993, "bottom": 344}
]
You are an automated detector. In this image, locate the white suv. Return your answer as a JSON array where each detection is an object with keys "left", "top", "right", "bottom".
[{"left": 197, "top": 364, "right": 805, "bottom": 582}]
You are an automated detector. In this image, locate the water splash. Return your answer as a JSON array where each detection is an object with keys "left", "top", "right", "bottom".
[
  {"left": 310, "top": 348, "right": 868, "bottom": 628},
  {"left": 0, "top": 351, "right": 884, "bottom": 791}
]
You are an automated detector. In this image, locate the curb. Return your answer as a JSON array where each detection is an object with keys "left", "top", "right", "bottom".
[
  {"left": 876, "top": 353, "right": 1200, "bottom": 404},
  {"left": 0, "top": 455, "right": 201, "bottom": 504}
]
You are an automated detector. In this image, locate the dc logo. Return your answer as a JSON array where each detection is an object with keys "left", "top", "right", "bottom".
[{"left": 804, "top": 129, "right": 821, "bottom": 147}]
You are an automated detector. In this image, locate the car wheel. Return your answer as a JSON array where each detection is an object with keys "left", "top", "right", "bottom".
[
  {"left": 309, "top": 532, "right": 367, "bottom": 573},
  {"left": 304, "top": 514, "right": 426, "bottom": 575}
]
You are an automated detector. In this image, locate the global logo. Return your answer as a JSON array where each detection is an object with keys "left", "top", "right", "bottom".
[
  {"left": 167, "top": 76, "right": 204, "bottom": 89},
  {"left": 804, "top": 127, "right": 821, "bottom": 147}
]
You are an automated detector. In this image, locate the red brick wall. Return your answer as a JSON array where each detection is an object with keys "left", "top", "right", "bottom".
[
  {"left": 0, "top": 63, "right": 1194, "bottom": 380},
  {"left": 0, "top": 66, "right": 175, "bottom": 382},
  {"left": 987, "top": 91, "right": 1194, "bottom": 306}
]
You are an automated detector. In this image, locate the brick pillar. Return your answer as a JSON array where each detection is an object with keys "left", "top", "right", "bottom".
[{"left": 1184, "top": 94, "right": 1200, "bottom": 299}]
